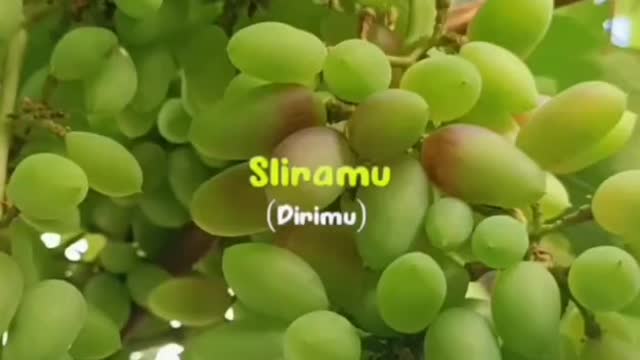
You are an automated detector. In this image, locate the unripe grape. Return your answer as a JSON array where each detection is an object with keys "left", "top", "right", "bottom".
[
  {"left": 224, "top": 73, "right": 269, "bottom": 101},
  {"left": 323, "top": 39, "right": 392, "bottom": 103},
  {"left": 157, "top": 98, "right": 192, "bottom": 144},
  {"left": 50, "top": 27, "right": 118, "bottom": 81},
  {"left": 0, "top": 0, "right": 23, "bottom": 40},
  {"left": 422, "top": 124, "right": 545, "bottom": 208},
  {"left": 468, "top": 0, "right": 554, "bottom": 58},
  {"left": 126, "top": 263, "right": 171, "bottom": 307},
  {"left": 538, "top": 173, "right": 571, "bottom": 221},
  {"left": 84, "top": 47, "right": 138, "bottom": 116},
  {"left": 227, "top": 22, "right": 327, "bottom": 84},
  {"left": 425, "top": 197, "right": 474, "bottom": 251},
  {"left": 222, "top": 243, "right": 329, "bottom": 322},
  {"left": 377, "top": 252, "right": 446, "bottom": 333},
  {"left": 592, "top": 170, "right": 640, "bottom": 236},
  {"left": 116, "top": 107, "right": 157, "bottom": 139},
  {"left": 492, "top": 262, "right": 561, "bottom": 357},
  {"left": 114, "top": 0, "right": 163, "bottom": 19},
  {"left": 167, "top": 146, "right": 212, "bottom": 208},
  {"left": 347, "top": 89, "right": 429, "bottom": 161},
  {"left": 400, "top": 55, "right": 482, "bottom": 123},
  {"left": 99, "top": 242, "right": 139, "bottom": 274},
  {"left": 8, "top": 153, "right": 89, "bottom": 220},
  {"left": 129, "top": 44, "right": 176, "bottom": 113},
  {"left": 580, "top": 335, "right": 639, "bottom": 360},
  {"left": 114, "top": 0, "right": 188, "bottom": 46},
  {"left": 569, "top": 246, "right": 640, "bottom": 312},
  {"left": 130, "top": 141, "right": 168, "bottom": 193},
  {"left": 517, "top": 81, "right": 627, "bottom": 170},
  {"left": 405, "top": 0, "right": 437, "bottom": 45},
  {"left": 284, "top": 311, "right": 361, "bottom": 360},
  {"left": 83, "top": 274, "right": 131, "bottom": 329},
  {"left": 9, "top": 219, "right": 54, "bottom": 288},
  {"left": 138, "top": 182, "right": 190, "bottom": 228},
  {"left": 471, "top": 215, "right": 529, "bottom": 269},
  {"left": 424, "top": 308, "right": 501, "bottom": 360},
  {"left": 0, "top": 253, "right": 23, "bottom": 335},
  {"left": 69, "top": 305, "right": 122, "bottom": 360}
]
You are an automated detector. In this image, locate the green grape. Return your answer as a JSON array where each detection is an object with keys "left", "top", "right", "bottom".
[
  {"left": 460, "top": 41, "right": 538, "bottom": 114},
  {"left": 265, "top": 127, "right": 354, "bottom": 210},
  {"left": 592, "top": 170, "right": 640, "bottom": 236},
  {"left": 222, "top": 242, "right": 329, "bottom": 322},
  {"left": 347, "top": 89, "right": 429, "bottom": 161},
  {"left": 471, "top": 215, "right": 529, "bottom": 269},
  {"left": 0, "top": 0, "right": 23, "bottom": 40},
  {"left": 65, "top": 131, "right": 143, "bottom": 197},
  {"left": 284, "top": 310, "right": 361, "bottom": 360},
  {"left": 323, "top": 39, "right": 392, "bottom": 103},
  {"left": 425, "top": 197, "right": 474, "bottom": 250},
  {"left": 185, "top": 0, "right": 221, "bottom": 27},
  {"left": 83, "top": 273, "right": 132, "bottom": 329},
  {"left": 90, "top": 196, "right": 132, "bottom": 238},
  {"left": 86, "top": 114, "right": 123, "bottom": 139},
  {"left": 3, "top": 280, "right": 87, "bottom": 360},
  {"left": 183, "top": 318, "right": 286, "bottom": 360},
  {"left": 275, "top": 225, "right": 367, "bottom": 311},
  {"left": 21, "top": 208, "right": 82, "bottom": 235},
  {"left": 516, "top": 81, "right": 627, "bottom": 171},
  {"left": 189, "top": 84, "right": 326, "bottom": 160},
  {"left": 468, "top": 0, "right": 554, "bottom": 58},
  {"left": 538, "top": 173, "right": 571, "bottom": 221},
  {"left": 69, "top": 305, "right": 122, "bottom": 360},
  {"left": 552, "top": 110, "right": 637, "bottom": 174},
  {"left": 568, "top": 246, "right": 640, "bottom": 312},
  {"left": 129, "top": 44, "right": 176, "bottom": 112},
  {"left": 405, "top": 0, "right": 437, "bottom": 45},
  {"left": 227, "top": 22, "right": 327, "bottom": 84},
  {"left": 0, "top": 253, "right": 24, "bottom": 335},
  {"left": 492, "top": 262, "right": 561, "bottom": 357},
  {"left": 126, "top": 263, "right": 171, "bottom": 307},
  {"left": 429, "top": 251, "right": 471, "bottom": 308},
  {"left": 424, "top": 308, "right": 501, "bottom": 360},
  {"left": 347, "top": 273, "right": 397, "bottom": 337},
  {"left": 356, "top": 155, "right": 429, "bottom": 269},
  {"left": 9, "top": 219, "right": 55, "bottom": 287},
  {"left": 224, "top": 73, "right": 269, "bottom": 101},
  {"left": 116, "top": 107, "right": 157, "bottom": 138},
  {"left": 377, "top": 252, "right": 446, "bottom": 333},
  {"left": 131, "top": 210, "right": 177, "bottom": 259},
  {"left": 580, "top": 335, "right": 639, "bottom": 360},
  {"left": 196, "top": 150, "right": 231, "bottom": 169},
  {"left": 422, "top": 124, "right": 545, "bottom": 208},
  {"left": 99, "top": 242, "right": 139, "bottom": 275},
  {"left": 139, "top": 182, "right": 190, "bottom": 228},
  {"left": 48, "top": 79, "right": 86, "bottom": 114},
  {"left": 400, "top": 55, "right": 482, "bottom": 123},
  {"left": 148, "top": 276, "right": 232, "bottom": 326},
  {"left": 114, "top": 0, "right": 188, "bottom": 45},
  {"left": 167, "top": 146, "right": 212, "bottom": 208},
  {"left": 115, "top": 0, "right": 163, "bottom": 19},
  {"left": 84, "top": 47, "right": 138, "bottom": 116},
  {"left": 130, "top": 141, "right": 168, "bottom": 192},
  {"left": 7, "top": 153, "right": 89, "bottom": 219},
  {"left": 191, "top": 162, "right": 269, "bottom": 236},
  {"left": 49, "top": 27, "right": 118, "bottom": 81},
  {"left": 157, "top": 98, "right": 192, "bottom": 143}
]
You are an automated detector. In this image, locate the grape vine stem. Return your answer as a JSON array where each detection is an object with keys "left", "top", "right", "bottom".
[
  {"left": 0, "top": 30, "right": 28, "bottom": 219},
  {"left": 537, "top": 204, "right": 593, "bottom": 237}
]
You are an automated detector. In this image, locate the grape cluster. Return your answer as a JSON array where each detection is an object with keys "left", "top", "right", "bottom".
[{"left": 0, "top": 0, "right": 640, "bottom": 360}]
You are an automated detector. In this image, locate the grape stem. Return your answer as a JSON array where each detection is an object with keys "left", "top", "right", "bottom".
[
  {"left": 0, "top": 30, "right": 28, "bottom": 219},
  {"left": 537, "top": 204, "right": 593, "bottom": 237}
]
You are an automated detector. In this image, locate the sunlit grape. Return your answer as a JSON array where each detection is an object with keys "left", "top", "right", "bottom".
[
  {"left": 84, "top": 47, "right": 138, "bottom": 116},
  {"left": 471, "top": 215, "right": 529, "bottom": 269},
  {"left": 284, "top": 311, "right": 361, "bottom": 360},
  {"left": 425, "top": 197, "right": 474, "bottom": 251},
  {"left": 49, "top": 27, "right": 118, "bottom": 80}
]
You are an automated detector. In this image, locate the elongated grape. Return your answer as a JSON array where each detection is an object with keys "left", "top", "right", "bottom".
[
  {"left": 69, "top": 305, "right": 122, "bottom": 360},
  {"left": 190, "top": 84, "right": 326, "bottom": 160},
  {"left": 538, "top": 173, "right": 571, "bottom": 221},
  {"left": 425, "top": 197, "right": 474, "bottom": 250},
  {"left": 84, "top": 274, "right": 132, "bottom": 329},
  {"left": 167, "top": 147, "right": 212, "bottom": 208},
  {"left": 569, "top": 246, "right": 640, "bottom": 312},
  {"left": 130, "top": 141, "right": 168, "bottom": 193},
  {"left": 117, "top": 107, "right": 157, "bottom": 138},
  {"left": 377, "top": 252, "right": 446, "bottom": 333},
  {"left": 460, "top": 42, "right": 538, "bottom": 114},
  {"left": 224, "top": 73, "right": 269, "bottom": 100},
  {"left": 471, "top": 215, "right": 529, "bottom": 269},
  {"left": 114, "top": 0, "right": 188, "bottom": 45},
  {"left": 468, "top": 0, "right": 553, "bottom": 57},
  {"left": 191, "top": 162, "right": 269, "bottom": 236},
  {"left": 222, "top": 243, "right": 329, "bottom": 322},
  {"left": 592, "top": 170, "right": 640, "bottom": 236},
  {"left": 4, "top": 280, "right": 87, "bottom": 360},
  {"left": 284, "top": 311, "right": 361, "bottom": 360},
  {"left": 50, "top": 27, "right": 118, "bottom": 80},
  {"left": 90, "top": 196, "right": 132, "bottom": 238},
  {"left": 139, "top": 182, "right": 190, "bottom": 228},
  {"left": 347, "top": 89, "right": 429, "bottom": 161},
  {"left": 99, "top": 242, "right": 139, "bottom": 274},
  {"left": 0, "top": 253, "right": 23, "bottom": 335},
  {"left": 227, "top": 22, "right": 327, "bottom": 84},
  {"left": 115, "top": 0, "right": 163, "bottom": 19},
  {"left": 158, "top": 98, "right": 191, "bottom": 144},
  {"left": 424, "top": 308, "right": 501, "bottom": 360},
  {"left": 357, "top": 156, "right": 429, "bottom": 269},
  {"left": 8, "top": 153, "right": 89, "bottom": 219},
  {"left": 517, "top": 82, "right": 627, "bottom": 170},
  {"left": 126, "top": 263, "right": 171, "bottom": 306},
  {"left": 492, "top": 262, "right": 561, "bottom": 356},
  {"left": 84, "top": 47, "right": 138, "bottom": 116},
  {"left": 148, "top": 276, "right": 232, "bottom": 326},
  {"left": 422, "top": 124, "right": 545, "bottom": 208},
  {"left": 129, "top": 44, "right": 176, "bottom": 112},
  {"left": 405, "top": 0, "right": 437, "bottom": 45},
  {"left": 265, "top": 127, "right": 354, "bottom": 210},
  {"left": 347, "top": 273, "right": 397, "bottom": 337},
  {"left": 400, "top": 55, "right": 481, "bottom": 123},
  {"left": 323, "top": 39, "right": 391, "bottom": 103},
  {"left": 65, "top": 131, "right": 143, "bottom": 197},
  {"left": 0, "top": 0, "right": 23, "bottom": 40}
]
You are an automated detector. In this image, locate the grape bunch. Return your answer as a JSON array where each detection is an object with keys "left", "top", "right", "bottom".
[{"left": 0, "top": 0, "right": 640, "bottom": 359}]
